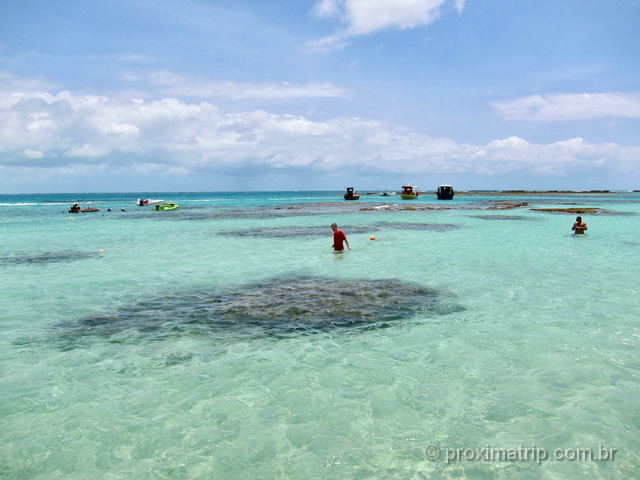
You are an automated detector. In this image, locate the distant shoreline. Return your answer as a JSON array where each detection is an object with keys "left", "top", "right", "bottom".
[
  {"left": 453, "top": 190, "right": 631, "bottom": 196},
  {"left": 2, "top": 190, "right": 638, "bottom": 197},
  {"left": 364, "top": 190, "right": 638, "bottom": 196}
]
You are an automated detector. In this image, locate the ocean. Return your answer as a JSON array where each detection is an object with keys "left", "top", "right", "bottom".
[{"left": 1, "top": 190, "right": 638, "bottom": 479}]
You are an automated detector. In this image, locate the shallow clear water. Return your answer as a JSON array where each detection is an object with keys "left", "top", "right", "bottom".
[{"left": 1, "top": 191, "right": 639, "bottom": 479}]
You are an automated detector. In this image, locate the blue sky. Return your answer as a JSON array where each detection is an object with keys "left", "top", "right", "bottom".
[{"left": 1, "top": 0, "right": 639, "bottom": 193}]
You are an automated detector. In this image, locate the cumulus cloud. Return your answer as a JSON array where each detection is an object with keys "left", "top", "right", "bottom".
[
  {"left": 310, "top": 0, "right": 464, "bottom": 50},
  {"left": 493, "top": 93, "right": 640, "bottom": 121},
  {"left": 0, "top": 81, "right": 638, "bottom": 185}
]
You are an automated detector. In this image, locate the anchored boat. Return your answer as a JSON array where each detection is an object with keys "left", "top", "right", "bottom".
[
  {"left": 436, "top": 185, "right": 455, "bottom": 200},
  {"left": 69, "top": 202, "right": 100, "bottom": 213},
  {"left": 154, "top": 203, "right": 179, "bottom": 211},
  {"left": 400, "top": 185, "right": 419, "bottom": 200},
  {"left": 137, "top": 198, "right": 164, "bottom": 206},
  {"left": 343, "top": 187, "right": 360, "bottom": 200}
]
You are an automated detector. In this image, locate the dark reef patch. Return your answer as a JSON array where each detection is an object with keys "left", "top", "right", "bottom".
[
  {"left": 373, "top": 222, "right": 461, "bottom": 231},
  {"left": 124, "top": 207, "right": 293, "bottom": 222},
  {"left": 49, "top": 277, "right": 464, "bottom": 348},
  {"left": 0, "top": 251, "right": 103, "bottom": 266},
  {"left": 221, "top": 226, "right": 372, "bottom": 238},
  {"left": 530, "top": 207, "right": 610, "bottom": 214},
  {"left": 224, "top": 223, "right": 459, "bottom": 238},
  {"left": 471, "top": 215, "right": 532, "bottom": 221},
  {"left": 124, "top": 202, "right": 366, "bottom": 222}
]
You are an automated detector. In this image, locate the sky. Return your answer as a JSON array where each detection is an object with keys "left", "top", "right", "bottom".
[{"left": 1, "top": 0, "right": 639, "bottom": 193}]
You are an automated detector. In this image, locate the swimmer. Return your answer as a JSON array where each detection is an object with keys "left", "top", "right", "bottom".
[{"left": 572, "top": 216, "right": 588, "bottom": 234}]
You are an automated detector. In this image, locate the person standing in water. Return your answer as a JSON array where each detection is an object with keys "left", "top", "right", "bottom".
[
  {"left": 331, "top": 223, "right": 351, "bottom": 251},
  {"left": 572, "top": 216, "right": 588, "bottom": 234}
]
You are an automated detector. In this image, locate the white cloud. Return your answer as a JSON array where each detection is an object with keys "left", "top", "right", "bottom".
[
  {"left": 310, "top": 0, "right": 462, "bottom": 50},
  {"left": 0, "top": 71, "right": 56, "bottom": 99},
  {"left": 454, "top": 0, "right": 465, "bottom": 13},
  {"left": 1, "top": 82, "right": 638, "bottom": 184},
  {"left": 77, "top": 53, "right": 155, "bottom": 63},
  {"left": 493, "top": 93, "right": 640, "bottom": 121},
  {"left": 24, "top": 148, "right": 43, "bottom": 159},
  {"left": 343, "top": 0, "right": 449, "bottom": 35},
  {"left": 314, "top": 0, "right": 342, "bottom": 18},
  {"left": 65, "top": 143, "right": 110, "bottom": 158},
  {"left": 139, "top": 72, "right": 350, "bottom": 100},
  {"left": 166, "top": 81, "right": 349, "bottom": 100}
]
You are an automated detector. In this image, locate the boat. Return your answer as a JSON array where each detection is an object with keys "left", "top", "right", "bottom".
[
  {"left": 343, "top": 187, "right": 360, "bottom": 200},
  {"left": 155, "top": 203, "right": 179, "bottom": 211},
  {"left": 136, "top": 198, "right": 164, "bottom": 206},
  {"left": 69, "top": 202, "right": 100, "bottom": 213},
  {"left": 400, "top": 185, "right": 420, "bottom": 200},
  {"left": 436, "top": 185, "right": 455, "bottom": 200},
  {"left": 379, "top": 187, "right": 396, "bottom": 196}
]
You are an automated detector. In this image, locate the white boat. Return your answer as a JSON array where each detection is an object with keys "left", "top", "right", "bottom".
[
  {"left": 379, "top": 187, "right": 396, "bottom": 196},
  {"left": 136, "top": 198, "right": 164, "bottom": 206}
]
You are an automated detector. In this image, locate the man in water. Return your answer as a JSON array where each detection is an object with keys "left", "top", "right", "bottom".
[
  {"left": 572, "top": 216, "right": 588, "bottom": 234},
  {"left": 331, "top": 223, "right": 351, "bottom": 251}
]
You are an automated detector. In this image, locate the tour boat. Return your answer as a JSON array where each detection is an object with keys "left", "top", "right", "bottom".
[{"left": 400, "top": 185, "right": 419, "bottom": 200}]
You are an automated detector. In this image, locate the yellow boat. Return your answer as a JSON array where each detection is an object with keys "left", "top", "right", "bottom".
[{"left": 400, "top": 185, "right": 419, "bottom": 200}]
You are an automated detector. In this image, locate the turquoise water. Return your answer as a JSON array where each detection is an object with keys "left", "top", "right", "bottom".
[{"left": 1, "top": 191, "right": 639, "bottom": 479}]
